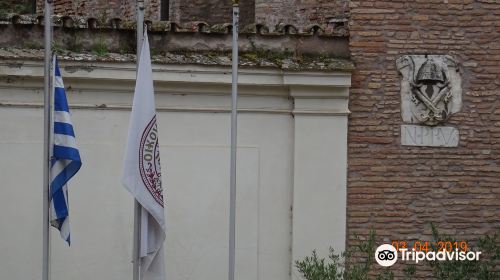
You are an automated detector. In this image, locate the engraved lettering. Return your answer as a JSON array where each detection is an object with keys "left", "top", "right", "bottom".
[{"left": 401, "top": 125, "right": 459, "bottom": 147}]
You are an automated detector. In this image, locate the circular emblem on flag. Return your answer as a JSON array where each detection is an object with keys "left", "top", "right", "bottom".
[{"left": 139, "top": 116, "right": 164, "bottom": 207}]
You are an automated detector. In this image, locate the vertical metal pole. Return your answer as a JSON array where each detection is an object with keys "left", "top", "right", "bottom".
[
  {"left": 133, "top": 1, "right": 144, "bottom": 280},
  {"left": 229, "top": 4, "right": 239, "bottom": 280},
  {"left": 43, "top": 1, "right": 52, "bottom": 280},
  {"left": 137, "top": 0, "right": 144, "bottom": 65}
]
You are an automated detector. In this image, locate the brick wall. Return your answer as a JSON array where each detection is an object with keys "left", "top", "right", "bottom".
[
  {"left": 168, "top": 0, "right": 254, "bottom": 26},
  {"left": 348, "top": 0, "right": 499, "bottom": 277},
  {"left": 170, "top": 0, "right": 232, "bottom": 24},
  {"left": 36, "top": 0, "right": 160, "bottom": 20},
  {"left": 255, "top": 0, "right": 348, "bottom": 28},
  {"left": 0, "top": 0, "right": 35, "bottom": 14},
  {"left": 34, "top": 0, "right": 348, "bottom": 27}
]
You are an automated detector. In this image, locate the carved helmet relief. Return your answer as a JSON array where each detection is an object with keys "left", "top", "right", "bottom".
[{"left": 396, "top": 55, "right": 462, "bottom": 126}]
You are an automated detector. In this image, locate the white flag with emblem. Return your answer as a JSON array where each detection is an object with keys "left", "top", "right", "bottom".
[{"left": 122, "top": 31, "right": 166, "bottom": 280}]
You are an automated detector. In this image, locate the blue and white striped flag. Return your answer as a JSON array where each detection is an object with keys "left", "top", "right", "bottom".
[{"left": 50, "top": 57, "right": 82, "bottom": 245}]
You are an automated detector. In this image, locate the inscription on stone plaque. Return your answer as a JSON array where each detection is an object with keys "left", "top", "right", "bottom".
[
  {"left": 397, "top": 55, "right": 462, "bottom": 147},
  {"left": 401, "top": 125, "right": 459, "bottom": 147}
]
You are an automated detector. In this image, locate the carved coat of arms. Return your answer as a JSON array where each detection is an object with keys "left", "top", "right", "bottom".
[{"left": 396, "top": 55, "right": 462, "bottom": 126}]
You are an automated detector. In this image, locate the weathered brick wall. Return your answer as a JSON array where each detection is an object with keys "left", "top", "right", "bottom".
[
  {"left": 33, "top": 0, "right": 350, "bottom": 27},
  {"left": 0, "top": 0, "right": 35, "bottom": 14},
  {"left": 36, "top": 0, "right": 160, "bottom": 20},
  {"left": 169, "top": 0, "right": 233, "bottom": 23},
  {"left": 169, "top": 0, "right": 348, "bottom": 27},
  {"left": 348, "top": 0, "right": 499, "bottom": 277},
  {"left": 255, "top": 0, "right": 348, "bottom": 28},
  {"left": 168, "top": 0, "right": 254, "bottom": 26}
]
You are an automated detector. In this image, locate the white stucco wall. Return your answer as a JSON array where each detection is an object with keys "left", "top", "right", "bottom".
[{"left": 0, "top": 61, "right": 350, "bottom": 280}]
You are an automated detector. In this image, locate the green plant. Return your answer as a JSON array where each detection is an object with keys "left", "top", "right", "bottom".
[
  {"left": 296, "top": 248, "right": 344, "bottom": 280},
  {"left": 296, "top": 226, "right": 499, "bottom": 280},
  {"left": 476, "top": 233, "right": 500, "bottom": 279},
  {"left": 426, "top": 223, "right": 499, "bottom": 280},
  {"left": 52, "top": 41, "right": 64, "bottom": 54},
  {"left": 91, "top": 34, "right": 108, "bottom": 56},
  {"left": 344, "top": 230, "right": 378, "bottom": 279},
  {"left": 91, "top": 42, "right": 108, "bottom": 56},
  {"left": 295, "top": 230, "right": 415, "bottom": 280},
  {"left": 402, "top": 265, "right": 416, "bottom": 279}
]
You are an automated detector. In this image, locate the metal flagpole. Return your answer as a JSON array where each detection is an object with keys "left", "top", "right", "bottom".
[
  {"left": 229, "top": 3, "right": 239, "bottom": 280},
  {"left": 43, "top": 1, "right": 53, "bottom": 280},
  {"left": 42, "top": 0, "right": 52, "bottom": 280},
  {"left": 133, "top": 1, "right": 145, "bottom": 280}
]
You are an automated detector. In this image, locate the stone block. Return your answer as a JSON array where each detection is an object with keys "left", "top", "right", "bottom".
[{"left": 401, "top": 124, "right": 459, "bottom": 147}]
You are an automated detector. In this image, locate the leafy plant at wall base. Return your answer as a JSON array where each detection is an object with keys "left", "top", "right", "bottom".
[
  {"left": 295, "top": 248, "right": 344, "bottom": 280},
  {"left": 296, "top": 225, "right": 498, "bottom": 280},
  {"left": 91, "top": 43, "right": 108, "bottom": 56},
  {"left": 476, "top": 233, "right": 500, "bottom": 279},
  {"left": 295, "top": 230, "right": 415, "bottom": 280},
  {"left": 402, "top": 265, "right": 416, "bottom": 279},
  {"left": 52, "top": 41, "right": 64, "bottom": 55},
  {"left": 426, "top": 223, "right": 499, "bottom": 280}
]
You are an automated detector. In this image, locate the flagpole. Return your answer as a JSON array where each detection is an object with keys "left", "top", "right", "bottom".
[
  {"left": 229, "top": 3, "right": 239, "bottom": 280},
  {"left": 133, "top": 1, "right": 145, "bottom": 280},
  {"left": 43, "top": 1, "right": 52, "bottom": 280}
]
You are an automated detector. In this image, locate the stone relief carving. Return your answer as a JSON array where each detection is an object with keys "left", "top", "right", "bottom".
[{"left": 396, "top": 55, "right": 462, "bottom": 126}]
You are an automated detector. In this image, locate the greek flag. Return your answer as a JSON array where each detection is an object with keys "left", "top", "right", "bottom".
[{"left": 49, "top": 57, "right": 82, "bottom": 245}]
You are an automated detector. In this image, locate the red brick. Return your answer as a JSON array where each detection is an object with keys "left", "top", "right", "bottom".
[{"left": 348, "top": 0, "right": 499, "bottom": 278}]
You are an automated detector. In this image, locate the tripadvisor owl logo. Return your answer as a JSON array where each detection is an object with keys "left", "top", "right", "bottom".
[
  {"left": 375, "top": 243, "right": 482, "bottom": 266},
  {"left": 375, "top": 244, "right": 398, "bottom": 267}
]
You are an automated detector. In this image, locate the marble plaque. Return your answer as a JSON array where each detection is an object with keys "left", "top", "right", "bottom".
[
  {"left": 397, "top": 55, "right": 462, "bottom": 126},
  {"left": 401, "top": 124, "right": 459, "bottom": 147}
]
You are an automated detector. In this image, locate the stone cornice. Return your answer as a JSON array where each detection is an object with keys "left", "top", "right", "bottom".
[
  {"left": 0, "top": 59, "right": 351, "bottom": 89},
  {"left": 0, "top": 14, "right": 349, "bottom": 37},
  {"left": 0, "top": 59, "right": 351, "bottom": 116}
]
